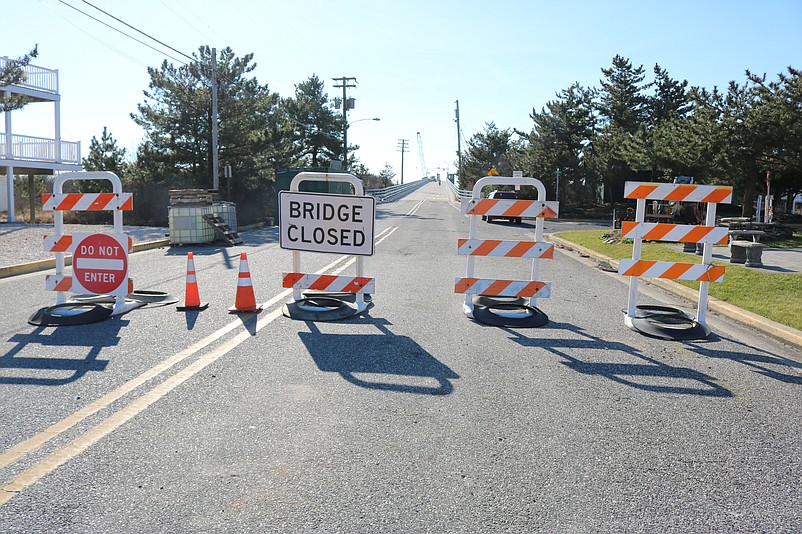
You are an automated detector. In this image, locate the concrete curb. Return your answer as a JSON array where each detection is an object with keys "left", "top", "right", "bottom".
[
  {"left": 0, "top": 239, "right": 170, "bottom": 279},
  {"left": 549, "top": 234, "right": 802, "bottom": 352}
]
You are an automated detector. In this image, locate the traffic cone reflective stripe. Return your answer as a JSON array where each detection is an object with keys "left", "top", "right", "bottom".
[
  {"left": 229, "top": 252, "right": 262, "bottom": 313},
  {"left": 177, "top": 252, "right": 208, "bottom": 311}
]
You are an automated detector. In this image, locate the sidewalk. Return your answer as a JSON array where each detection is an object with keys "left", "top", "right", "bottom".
[{"left": 549, "top": 234, "right": 802, "bottom": 352}]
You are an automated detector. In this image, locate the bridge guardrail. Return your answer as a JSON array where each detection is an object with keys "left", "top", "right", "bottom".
[{"left": 365, "top": 179, "right": 429, "bottom": 203}]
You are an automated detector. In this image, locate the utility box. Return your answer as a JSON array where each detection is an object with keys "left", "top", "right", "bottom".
[{"left": 168, "top": 189, "right": 238, "bottom": 245}]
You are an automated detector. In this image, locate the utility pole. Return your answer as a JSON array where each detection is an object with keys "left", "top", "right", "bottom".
[
  {"left": 455, "top": 100, "right": 462, "bottom": 187},
  {"left": 332, "top": 76, "right": 357, "bottom": 169},
  {"left": 397, "top": 139, "right": 410, "bottom": 184},
  {"left": 211, "top": 47, "right": 219, "bottom": 191}
]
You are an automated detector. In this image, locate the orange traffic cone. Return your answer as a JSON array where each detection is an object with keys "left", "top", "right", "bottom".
[
  {"left": 228, "top": 252, "right": 262, "bottom": 313},
  {"left": 177, "top": 252, "right": 209, "bottom": 311}
]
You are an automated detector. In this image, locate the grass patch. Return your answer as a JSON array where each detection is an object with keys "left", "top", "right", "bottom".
[{"left": 554, "top": 229, "right": 802, "bottom": 331}]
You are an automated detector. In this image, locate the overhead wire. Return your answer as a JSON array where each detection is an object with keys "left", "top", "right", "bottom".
[
  {"left": 78, "top": 0, "right": 195, "bottom": 63},
  {"left": 54, "top": 0, "right": 188, "bottom": 65},
  {"left": 37, "top": 0, "right": 150, "bottom": 67}
]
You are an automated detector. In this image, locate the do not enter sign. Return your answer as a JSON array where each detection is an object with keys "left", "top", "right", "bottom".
[{"left": 72, "top": 233, "right": 129, "bottom": 296}]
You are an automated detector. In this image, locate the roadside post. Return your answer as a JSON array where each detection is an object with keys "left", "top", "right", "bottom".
[
  {"left": 279, "top": 172, "right": 375, "bottom": 321},
  {"left": 618, "top": 181, "right": 733, "bottom": 340},
  {"left": 455, "top": 172, "right": 559, "bottom": 327}
]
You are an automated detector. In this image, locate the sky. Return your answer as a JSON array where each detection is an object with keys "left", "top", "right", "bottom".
[{"left": 4, "top": 0, "right": 802, "bottom": 183}]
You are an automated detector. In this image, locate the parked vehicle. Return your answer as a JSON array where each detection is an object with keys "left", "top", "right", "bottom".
[{"left": 483, "top": 190, "right": 522, "bottom": 224}]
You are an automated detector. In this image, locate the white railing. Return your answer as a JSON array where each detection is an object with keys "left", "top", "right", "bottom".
[
  {"left": 0, "top": 133, "right": 80, "bottom": 164},
  {"left": 444, "top": 177, "right": 472, "bottom": 200},
  {"left": 0, "top": 57, "right": 59, "bottom": 94},
  {"left": 365, "top": 178, "right": 429, "bottom": 203}
]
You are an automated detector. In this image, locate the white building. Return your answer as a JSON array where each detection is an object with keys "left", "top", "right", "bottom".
[{"left": 1, "top": 56, "right": 81, "bottom": 221}]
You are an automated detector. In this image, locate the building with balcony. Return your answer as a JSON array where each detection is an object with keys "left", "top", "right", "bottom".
[{"left": 1, "top": 56, "right": 82, "bottom": 222}]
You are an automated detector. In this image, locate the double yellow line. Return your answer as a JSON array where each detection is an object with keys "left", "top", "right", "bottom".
[{"left": 1, "top": 225, "right": 400, "bottom": 506}]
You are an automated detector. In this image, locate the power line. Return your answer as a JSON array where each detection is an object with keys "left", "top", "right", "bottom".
[
  {"left": 55, "top": 0, "right": 188, "bottom": 65},
  {"left": 79, "top": 0, "right": 195, "bottom": 62},
  {"left": 38, "top": 0, "right": 149, "bottom": 67}
]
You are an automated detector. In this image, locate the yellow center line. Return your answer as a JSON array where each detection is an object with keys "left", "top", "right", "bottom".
[{"left": 0, "top": 225, "right": 399, "bottom": 506}]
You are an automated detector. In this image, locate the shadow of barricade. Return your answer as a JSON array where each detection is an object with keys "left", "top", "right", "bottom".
[
  {"left": 1, "top": 317, "right": 127, "bottom": 386},
  {"left": 502, "top": 322, "right": 733, "bottom": 398},
  {"left": 298, "top": 317, "right": 458, "bottom": 395}
]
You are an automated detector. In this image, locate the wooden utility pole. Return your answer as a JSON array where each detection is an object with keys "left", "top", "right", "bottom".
[
  {"left": 397, "top": 139, "right": 410, "bottom": 184},
  {"left": 333, "top": 77, "right": 357, "bottom": 168}
]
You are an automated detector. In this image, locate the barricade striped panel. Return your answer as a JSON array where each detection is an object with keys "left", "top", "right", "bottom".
[
  {"left": 456, "top": 239, "right": 554, "bottom": 258},
  {"left": 621, "top": 222, "right": 729, "bottom": 244},
  {"left": 624, "top": 182, "right": 733, "bottom": 204},
  {"left": 454, "top": 277, "right": 551, "bottom": 298},
  {"left": 44, "top": 234, "right": 134, "bottom": 253},
  {"left": 282, "top": 272, "right": 375, "bottom": 294},
  {"left": 462, "top": 198, "right": 559, "bottom": 218},
  {"left": 44, "top": 235, "right": 73, "bottom": 253},
  {"left": 42, "top": 192, "right": 134, "bottom": 211},
  {"left": 45, "top": 274, "right": 73, "bottom": 292},
  {"left": 617, "top": 260, "right": 725, "bottom": 282}
]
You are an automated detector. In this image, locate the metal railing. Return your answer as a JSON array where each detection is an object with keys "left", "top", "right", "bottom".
[
  {"left": 0, "top": 57, "right": 59, "bottom": 94},
  {"left": 365, "top": 179, "right": 429, "bottom": 203},
  {"left": 0, "top": 133, "right": 80, "bottom": 164},
  {"left": 444, "top": 177, "right": 472, "bottom": 200}
]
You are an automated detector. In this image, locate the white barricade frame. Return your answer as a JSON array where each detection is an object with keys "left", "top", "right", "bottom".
[
  {"left": 620, "top": 181, "right": 733, "bottom": 338},
  {"left": 457, "top": 174, "right": 559, "bottom": 324},
  {"left": 41, "top": 171, "right": 136, "bottom": 316},
  {"left": 281, "top": 172, "right": 374, "bottom": 317}
]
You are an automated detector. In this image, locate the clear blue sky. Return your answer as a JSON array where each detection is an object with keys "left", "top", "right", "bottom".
[{"left": 5, "top": 0, "right": 801, "bottom": 183}]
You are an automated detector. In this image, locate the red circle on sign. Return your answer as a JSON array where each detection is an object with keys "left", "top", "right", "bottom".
[{"left": 73, "top": 233, "right": 128, "bottom": 295}]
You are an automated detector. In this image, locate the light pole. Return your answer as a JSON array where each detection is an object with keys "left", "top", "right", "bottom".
[{"left": 344, "top": 118, "right": 380, "bottom": 170}]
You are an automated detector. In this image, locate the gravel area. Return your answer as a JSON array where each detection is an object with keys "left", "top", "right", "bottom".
[{"left": 0, "top": 222, "right": 168, "bottom": 268}]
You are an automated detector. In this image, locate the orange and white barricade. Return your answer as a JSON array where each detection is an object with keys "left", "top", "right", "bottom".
[
  {"left": 30, "top": 171, "right": 141, "bottom": 325},
  {"left": 619, "top": 181, "right": 733, "bottom": 339},
  {"left": 279, "top": 172, "right": 376, "bottom": 321},
  {"left": 455, "top": 172, "right": 558, "bottom": 327}
]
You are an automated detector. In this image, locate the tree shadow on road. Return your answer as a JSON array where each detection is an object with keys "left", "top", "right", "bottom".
[
  {"left": 297, "top": 315, "right": 459, "bottom": 395},
  {"left": 502, "top": 321, "right": 733, "bottom": 397}
]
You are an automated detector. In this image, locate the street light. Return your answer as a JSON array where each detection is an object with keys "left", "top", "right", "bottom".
[{"left": 344, "top": 117, "right": 380, "bottom": 170}]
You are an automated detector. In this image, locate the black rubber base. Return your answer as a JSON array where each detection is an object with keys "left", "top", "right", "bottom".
[
  {"left": 302, "top": 291, "right": 372, "bottom": 303},
  {"left": 128, "top": 290, "right": 179, "bottom": 307},
  {"left": 472, "top": 295, "right": 526, "bottom": 307},
  {"left": 472, "top": 304, "right": 549, "bottom": 328},
  {"left": 283, "top": 297, "right": 361, "bottom": 322},
  {"left": 626, "top": 305, "right": 711, "bottom": 340},
  {"left": 28, "top": 303, "right": 114, "bottom": 326}
]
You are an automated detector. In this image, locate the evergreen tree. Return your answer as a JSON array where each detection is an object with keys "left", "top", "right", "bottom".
[
  {"left": 80, "top": 127, "right": 130, "bottom": 192},
  {"left": 132, "top": 46, "right": 281, "bottom": 210},
  {"left": 459, "top": 123, "right": 518, "bottom": 191},
  {"left": 0, "top": 46, "right": 38, "bottom": 113},
  {"left": 379, "top": 163, "right": 396, "bottom": 187},
  {"left": 518, "top": 83, "right": 599, "bottom": 203},
  {"left": 279, "top": 75, "right": 343, "bottom": 168},
  {"left": 595, "top": 55, "right": 650, "bottom": 201}
]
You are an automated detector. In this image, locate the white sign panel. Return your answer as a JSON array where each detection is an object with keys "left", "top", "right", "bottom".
[{"left": 279, "top": 191, "right": 375, "bottom": 256}]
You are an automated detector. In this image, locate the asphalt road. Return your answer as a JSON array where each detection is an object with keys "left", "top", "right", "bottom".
[{"left": 1, "top": 182, "right": 801, "bottom": 532}]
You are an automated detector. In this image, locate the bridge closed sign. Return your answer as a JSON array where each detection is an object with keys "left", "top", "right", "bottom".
[{"left": 279, "top": 191, "right": 375, "bottom": 256}]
